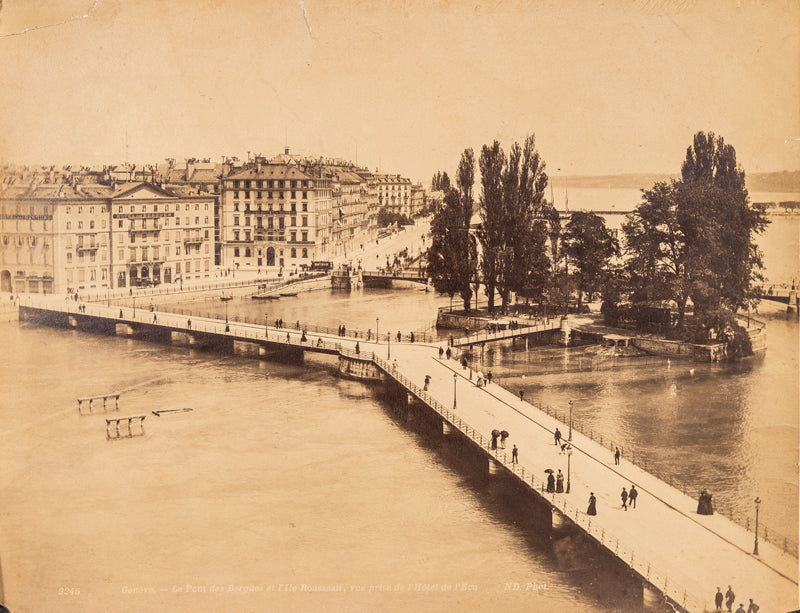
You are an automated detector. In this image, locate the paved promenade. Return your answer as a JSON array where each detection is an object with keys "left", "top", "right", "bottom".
[{"left": 18, "top": 296, "right": 799, "bottom": 612}]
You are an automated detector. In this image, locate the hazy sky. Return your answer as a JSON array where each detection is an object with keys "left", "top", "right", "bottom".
[{"left": 0, "top": 0, "right": 797, "bottom": 181}]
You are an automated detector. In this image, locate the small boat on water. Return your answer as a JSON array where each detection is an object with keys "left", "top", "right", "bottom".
[
  {"left": 253, "top": 294, "right": 279, "bottom": 300},
  {"left": 279, "top": 292, "right": 298, "bottom": 297},
  {"left": 220, "top": 295, "right": 233, "bottom": 302}
]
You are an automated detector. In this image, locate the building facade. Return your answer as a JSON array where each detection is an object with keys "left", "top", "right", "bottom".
[
  {"left": 0, "top": 182, "right": 214, "bottom": 294},
  {"left": 220, "top": 163, "right": 333, "bottom": 271}
]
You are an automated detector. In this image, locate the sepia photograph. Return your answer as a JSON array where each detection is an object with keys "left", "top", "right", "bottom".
[{"left": 0, "top": 1, "right": 797, "bottom": 611}]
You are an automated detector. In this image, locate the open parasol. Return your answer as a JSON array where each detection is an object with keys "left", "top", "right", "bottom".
[
  {"left": 544, "top": 468, "right": 555, "bottom": 474},
  {"left": 500, "top": 430, "right": 509, "bottom": 438},
  {"left": 491, "top": 429, "right": 500, "bottom": 437}
]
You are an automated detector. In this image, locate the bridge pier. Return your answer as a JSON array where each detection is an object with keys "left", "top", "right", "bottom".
[{"left": 257, "top": 342, "right": 304, "bottom": 364}]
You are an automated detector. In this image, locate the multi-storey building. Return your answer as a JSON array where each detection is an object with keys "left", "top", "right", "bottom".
[
  {"left": 373, "top": 174, "right": 412, "bottom": 217},
  {"left": 0, "top": 182, "right": 214, "bottom": 294},
  {"left": 220, "top": 162, "right": 333, "bottom": 270}
]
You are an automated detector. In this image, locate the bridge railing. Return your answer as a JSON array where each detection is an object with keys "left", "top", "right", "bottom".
[
  {"left": 454, "top": 320, "right": 560, "bottom": 346},
  {"left": 372, "top": 354, "right": 707, "bottom": 612},
  {"left": 529, "top": 398, "right": 799, "bottom": 558}
]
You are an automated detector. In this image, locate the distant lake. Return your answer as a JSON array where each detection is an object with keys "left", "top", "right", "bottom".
[
  {"left": 552, "top": 188, "right": 799, "bottom": 286},
  {"left": 550, "top": 187, "right": 800, "bottom": 212}
]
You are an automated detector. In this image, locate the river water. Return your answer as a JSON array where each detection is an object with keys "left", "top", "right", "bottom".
[{"left": 0, "top": 217, "right": 797, "bottom": 612}]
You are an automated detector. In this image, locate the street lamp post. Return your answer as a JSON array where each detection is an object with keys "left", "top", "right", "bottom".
[
  {"left": 569, "top": 400, "right": 573, "bottom": 441},
  {"left": 265, "top": 313, "right": 268, "bottom": 337},
  {"left": 387, "top": 331, "right": 391, "bottom": 359},
  {"left": 133, "top": 295, "right": 136, "bottom": 318},
  {"left": 453, "top": 373, "right": 458, "bottom": 409},
  {"left": 753, "top": 497, "right": 761, "bottom": 555},
  {"left": 224, "top": 301, "right": 229, "bottom": 324},
  {"left": 566, "top": 444, "right": 573, "bottom": 493},
  {"left": 376, "top": 317, "right": 380, "bottom": 342}
]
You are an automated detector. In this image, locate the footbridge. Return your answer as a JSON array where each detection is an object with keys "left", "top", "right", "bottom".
[
  {"left": 16, "top": 295, "right": 798, "bottom": 613},
  {"left": 757, "top": 288, "right": 798, "bottom": 311},
  {"left": 359, "top": 269, "right": 430, "bottom": 288}
]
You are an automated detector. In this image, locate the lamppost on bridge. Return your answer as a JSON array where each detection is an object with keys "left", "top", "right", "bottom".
[
  {"left": 265, "top": 313, "right": 269, "bottom": 338},
  {"left": 753, "top": 497, "right": 761, "bottom": 555},
  {"left": 376, "top": 317, "right": 379, "bottom": 342},
  {"left": 453, "top": 372, "right": 458, "bottom": 410},
  {"left": 568, "top": 400, "right": 573, "bottom": 441},
  {"left": 133, "top": 295, "right": 136, "bottom": 318},
  {"left": 387, "top": 331, "right": 391, "bottom": 359},
  {"left": 566, "top": 444, "right": 573, "bottom": 493}
]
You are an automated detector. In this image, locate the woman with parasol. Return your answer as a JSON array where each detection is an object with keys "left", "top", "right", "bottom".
[
  {"left": 500, "top": 430, "right": 509, "bottom": 449},
  {"left": 491, "top": 429, "right": 500, "bottom": 450},
  {"left": 587, "top": 492, "right": 597, "bottom": 515},
  {"left": 545, "top": 469, "right": 555, "bottom": 493}
]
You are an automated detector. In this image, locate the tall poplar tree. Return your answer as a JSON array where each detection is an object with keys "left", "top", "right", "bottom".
[{"left": 477, "top": 141, "right": 505, "bottom": 313}]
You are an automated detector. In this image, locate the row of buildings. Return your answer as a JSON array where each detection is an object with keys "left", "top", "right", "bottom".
[{"left": 0, "top": 150, "right": 428, "bottom": 294}]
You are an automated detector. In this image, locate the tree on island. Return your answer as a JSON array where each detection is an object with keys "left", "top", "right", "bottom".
[
  {"left": 477, "top": 135, "right": 551, "bottom": 313},
  {"left": 427, "top": 149, "right": 477, "bottom": 311},
  {"left": 477, "top": 141, "right": 505, "bottom": 313},
  {"left": 562, "top": 211, "right": 619, "bottom": 311},
  {"left": 621, "top": 131, "right": 769, "bottom": 352}
]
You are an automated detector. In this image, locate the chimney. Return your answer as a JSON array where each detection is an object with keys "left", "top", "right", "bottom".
[{"left": 284, "top": 147, "right": 290, "bottom": 155}]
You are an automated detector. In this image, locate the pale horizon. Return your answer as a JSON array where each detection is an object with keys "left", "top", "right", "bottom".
[{"left": 1, "top": 0, "right": 798, "bottom": 182}]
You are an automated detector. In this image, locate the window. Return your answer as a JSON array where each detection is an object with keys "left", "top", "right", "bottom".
[
  {"left": 233, "top": 231, "right": 240, "bottom": 241},
  {"left": 119, "top": 220, "right": 124, "bottom": 228},
  {"left": 302, "top": 216, "right": 308, "bottom": 226},
  {"left": 204, "top": 230, "right": 209, "bottom": 239},
  {"left": 233, "top": 216, "right": 239, "bottom": 226},
  {"left": 302, "top": 248, "right": 308, "bottom": 258},
  {"left": 66, "top": 221, "right": 71, "bottom": 230},
  {"left": 89, "top": 207, "right": 94, "bottom": 214},
  {"left": 176, "top": 246, "right": 180, "bottom": 255},
  {"left": 77, "top": 221, "right": 83, "bottom": 229},
  {"left": 78, "top": 207, "right": 83, "bottom": 214},
  {"left": 301, "top": 231, "right": 308, "bottom": 242},
  {"left": 66, "top": 252, "right": 72, "bottom": 263},
  {"left": 290, "top": 217, "right": 296, "bottom": 226},
  {"left": 90, "top": 269, "right": 96, "bottom": 281},
  {"left": 195, "top": 217, "right": 199, "bottom": 225},
  {"left": 290, "top": 248, "right": 296, "bottom": 258},
  {"left": 89, "top": 220, "right": 95, "bottom": 229},
  {"left": 119, "top": 249, "right": 124, "bottom": 260},
  {"left": 244, "top": 217, "right": 250, "bottom": 226},
  {"left": 66, "top": 207, "right": 71, "bottom": 214},
  {"left": 141, "top": 247, "right": 148, "bottom": 261},
  {"left": 245, "top": 248, "right": 251, "bottom": 258},
  {"left": 290, "top": 231, "right": 297, "bottom": 242},
  {"left": 195, "top": 203, "right": 199, "bottom": 211},
  {"left": 234, "top": 247, "right": 240, "bottom": 257}
]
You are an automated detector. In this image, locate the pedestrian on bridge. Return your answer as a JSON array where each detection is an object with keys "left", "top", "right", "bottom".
[
  {"left": 629, "top": 485, "right": 638, "bottom": 508},
  {"left": 715, "top": 588, "right": 724, "bottom": 611},
  {"left": 439, "top": 346, "right": 444, "bottom": 359},
  {"left": 746, "top": 598, "right": 759, "bottom": 613},
  {"left": 725, "top": 586, "right": 735, "bottom": 612},
  {"left": 587, "top": 493, "right": 597, "bottom": 515},
  {"left": 486, "top": 371, "right": 492, "bottom": 384},
  {"left": 556, "top": 470, "right": 564, "bottom": 493},
  {"left": 554, "top": 428, "right": 562, "bottom": 446},
  {"left": 397, "top": 331, "right": 402, "bottom": 343},
  {"left": 410, "top": 331, "right": 415, "bottom": 343},
  {"left": 621, "top": 487, "right": 628, "bottom": 510},
  {"left": 355, "top": 341, "right": 360, "bottom": 354},
  {"left": 511, "top": 445, "right": 518, "bottom": 464},
  {"left": 519, "top": 389, "right": 525, "bottom": 402},
  {"left": 614, "top": 447, "right": 621, "bottom": 465},
  {"left": 423, "top": 375, "right": 430, "bottom": 391},
  {"left": 446, "top": 347, "right": 452, "bottom": 360},
  {"left": 735, "top": 604, "right": 745, "bottom": 613}
]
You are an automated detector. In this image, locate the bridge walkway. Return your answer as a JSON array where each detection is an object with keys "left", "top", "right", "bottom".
[{"left": 383, "top": 342, "right": 798, "bottom": 613}]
